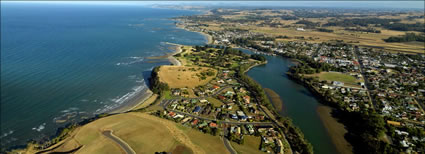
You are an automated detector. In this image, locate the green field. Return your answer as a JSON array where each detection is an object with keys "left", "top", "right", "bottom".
[{"left": 314, "top": 72, "right": 361, "bottom": 85}]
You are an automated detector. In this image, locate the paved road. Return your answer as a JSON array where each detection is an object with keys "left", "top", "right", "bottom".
[
  {"left": 170, "top": 109, "right": 273, "bottom": 126},
  {"left": 102, "top": 130, "right": 136, "bottom": 154},
  {"left": 354, "top": 48, "right": 375, "bottom": 109},
  {"left": 222, "top": 127, "right": 237, "bottom": 154}
]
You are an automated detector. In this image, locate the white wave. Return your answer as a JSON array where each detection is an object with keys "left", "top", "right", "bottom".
[
  {"left": 116, "top": 57, "right": 145, "bottom": 66},
  {"left": 128, "top": 75, "right": 137, "bottom": 79},
  {"left": 80, "top": 99, "right": 89, "bottom": 102},
  {"left": 95, "top": 84, "right": 148, "bottom": 114},
  {"left": 32, "top": 123, "right": 46, "bottom": 132},
  {"left": 135, "top": 78, "right": 145, "bottom": 83},
  {"left": 145, "top": 66, "right": 155, "bottom": 71},
  {"left": 0, "top": 130, "right": 14, "bottom": 138}
]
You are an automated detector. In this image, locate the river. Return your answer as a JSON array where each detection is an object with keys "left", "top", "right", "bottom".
[{"left": 241, "top": 49, "right": 338, "bottom": 154}]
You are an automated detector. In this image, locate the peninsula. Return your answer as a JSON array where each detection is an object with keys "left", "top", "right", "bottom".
[{"left": 15, "top": 45, "right": 312, "bottom": 154}]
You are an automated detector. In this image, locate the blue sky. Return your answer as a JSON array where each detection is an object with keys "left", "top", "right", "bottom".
[{"left": 3, "top": 1, "right": 425, "bottom": 9}]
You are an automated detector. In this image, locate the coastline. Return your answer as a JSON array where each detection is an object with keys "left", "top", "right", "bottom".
[
  {"left": 109, "top": 43, "right": 183, "bottom": 114},
  {"left": 175, "top": 23, "right": 213, "bottom": 44},
  {"left": 167, "top": 43, "right": 183, "bottom": 66},
  {"left": 199, "top": 31, "right": 213, "bottom": 44}
]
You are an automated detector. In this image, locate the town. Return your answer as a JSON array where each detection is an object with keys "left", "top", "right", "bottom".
[
  {"left": 148, "top": 45, "right": 302, "bottom": 154},
  {"left": 174, "top": 8, "right": 425, "bottom": 153}
]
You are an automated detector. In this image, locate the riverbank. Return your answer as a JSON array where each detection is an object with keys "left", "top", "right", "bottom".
[
  {"left": 264, "top": 88, "right": 283, "bottom": 111},
  {"left": 316, "top": 106, "right": 353, "bottom": 154}
]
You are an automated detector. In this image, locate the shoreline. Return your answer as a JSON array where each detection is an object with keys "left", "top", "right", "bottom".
[
  {"left": 167, "top": 43, "right": 183, "bottom": 66},
  {"left": 175, "top": 22, "right": 213, "bottom": 45},
  {"left": 316, "top": 105, "right": 353, "bottom": 154},
  {"left": 110, "top": 43, "right": 183, "bottom": 114},
  {"left": 199, "top": 31, "right": 213, "bottom": 44}
]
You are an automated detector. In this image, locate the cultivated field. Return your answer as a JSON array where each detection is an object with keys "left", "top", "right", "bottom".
[
  {"left": 158, "top": 66, "right": 217, "bottom": 88},
  {"left": 200, "top": 10, "right": 425, "bottom": 53}
]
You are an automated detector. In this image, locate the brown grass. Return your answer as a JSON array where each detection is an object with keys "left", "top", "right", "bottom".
[
  {"left": 230, "top": 136, "right": 263, "bottom": 154},
  {"left": 35, "top": 113, "right": 229, "bottom": 154},
  {"left": 158, "top": 66, "right": 217, "bottom": 88}
]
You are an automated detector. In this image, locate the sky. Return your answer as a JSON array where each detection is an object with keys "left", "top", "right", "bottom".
[{"left": 2, "top": 1, "right": 425, "bottom": 9}]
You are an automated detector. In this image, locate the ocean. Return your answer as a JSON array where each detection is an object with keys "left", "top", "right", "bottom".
[{"left": 0, "top": 2, "right": 206, "bottom": 149}]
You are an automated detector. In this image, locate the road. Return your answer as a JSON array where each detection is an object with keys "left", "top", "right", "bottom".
[
  {"left": 170, "top": 109, "right": 274, "bottom": 126},
  {"left": 222, "top": 127, "right": 238, "bottom": 154},
  {"left": 102, "top": 130, "right": 136, "bottom": 154},
  {"left": 354, "top": 48, "right": 375, "bottom": 110}
]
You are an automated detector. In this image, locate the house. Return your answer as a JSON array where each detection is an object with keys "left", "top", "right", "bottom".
[
  {"left": 198, "top": 121, "right": 208, "bottom": 128},
  {"left": 387, "top": 120, "right": 401, "bottom": 126},
  {"left": 333, "top": 81, "right": 344, "bottom": 87},
  {"left": 236, "top": 127, "right": 241, "bottom": 135},
  {"left": 193, "top": 106, "right": 201, "bottom": 113},
  {"left": 243, "top": 95, "right": 250, "bottom": 104},
  {"left": 181, "top": 117, "right": 192, "bottom": 123},
  {"left": 174, "top": 114, "right": 184, "bottom": 119},
  {"left": 246, "top": 125, "right": 255, "bottom": 134},
  {"left": 224, "top": 91, "right": 234, "bottom": 97},
  {"left": 191, "top": 119, "right": 199, "bottom": 125},
  {"left": 296, "top": 27, "right": 305, "bottom": 31},
  {"left": 209, "top": 122, "right": 217, "bottom": 128}
]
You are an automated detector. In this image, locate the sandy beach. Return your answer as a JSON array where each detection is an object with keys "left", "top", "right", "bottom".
[
  {"left": 109, "top": 88, "right": 154, "bottom": 114},
  {"left": 316, "top": 105, "right": 353, "bottom": 154},
  {"left": 199, "top": 31, "right": 213, "bottom": 44},
  {"left": 109, "top": 43, "right": 183, "bottom": 114},
  {"left": 175, "top": 23, "right": 213, "bottom": 45}
]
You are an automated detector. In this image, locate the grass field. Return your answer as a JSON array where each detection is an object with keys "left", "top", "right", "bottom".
[
  {"left": 230, "top": 136, "right": 263, "bottom": 154},
  {"left": 199, "top": 9, "right": 425, "bottom": 53},
  {"left": 207, "top": 97, "right": 225, "bottom": 107},
  {"left": 158, "top": 66, "right": 217, "bottom": 88},
  {"left": 309, "top": 72, "right": 362, "bottom": 86},
  {"left": 251, "top": 26, "right": 424, "bottom": 53},
  {"left": 35, "top": 112, "right": 229, "bottom": 154}
]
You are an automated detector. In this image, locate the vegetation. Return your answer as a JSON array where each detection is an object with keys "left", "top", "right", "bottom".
[
  {"left": 236, "top": 63, "right": 313, "bottom": 154},
  {"left": 150, "top": 66, "right": 170, "bottom": 94},
  {"left": 250, "top": 54, "right": 266, "bottom": 62},
  {"left": 295, "top": 20, "right": 319, "bottom": 28},
  {"left": 317, "top": 28, "right": 334, "bottom": 33},
  {"left": 384, "top": 33, "right": 425, "bottom": 42}
]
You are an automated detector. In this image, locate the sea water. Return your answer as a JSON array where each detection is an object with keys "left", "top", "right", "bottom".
[{"left": 1, "top": 2, "right": 206, "bottom": 149}]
